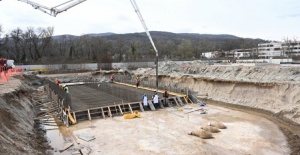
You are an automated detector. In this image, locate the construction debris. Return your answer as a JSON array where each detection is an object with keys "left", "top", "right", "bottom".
[
  {"left": 184, "top": 108, "right": 208, "bottom": 114},
  {"left": 77, "top": 133, "right": 95, "bottom": 142},
  {"left": 59, "top": 142, "right": 74, "bottom": 152}
]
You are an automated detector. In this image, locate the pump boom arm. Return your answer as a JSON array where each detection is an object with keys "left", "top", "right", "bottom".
[{"left": 17, "top": 0, "right": 87, "bottom": 17}]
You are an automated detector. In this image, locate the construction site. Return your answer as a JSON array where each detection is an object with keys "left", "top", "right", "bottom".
[
  {"left": 0, "top": 60, "right": 300, "bottom": 155},
  {"left": 0, "top": 0, "right": 300, "bottom": 155}
]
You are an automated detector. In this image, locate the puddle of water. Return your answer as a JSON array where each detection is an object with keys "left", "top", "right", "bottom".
[{"left": 44, "top": 118, "right": 74, "bottom": 155}]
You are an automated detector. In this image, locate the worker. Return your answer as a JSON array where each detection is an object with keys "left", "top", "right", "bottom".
[
  {"left": 65, "top": 86, "right": 69, "bottom": 93},
  {"left": 136, "top": 76, "right": 140, "bottom": 88},
  {"left": 2, "top": 64, "right": 7, "bottom": 76},
  {"left": 152, "top": 91, "right": 159, "bottom": 109},
  {"left": 61, "top": 84, "right": 66, "bottom": 90},
  {"left": 163, "top": 89, "right": 169, "bottom": 106},
  {"left": 142, "top": 93, "right": 148, "bottom": 110},
  {"left": 110, "top": 74, "right": 115, "bottom": 83},
  {"left": 55, "top": 78, "right": 60, "bottom": 85}
]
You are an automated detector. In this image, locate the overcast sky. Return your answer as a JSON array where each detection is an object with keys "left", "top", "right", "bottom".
[{"left": 1, "top": 0, "right": 300, "bottom": 41}]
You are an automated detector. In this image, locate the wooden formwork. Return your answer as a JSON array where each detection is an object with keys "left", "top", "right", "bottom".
[{"left": 72, "top": 102, "right": 144, "bottom": 122}]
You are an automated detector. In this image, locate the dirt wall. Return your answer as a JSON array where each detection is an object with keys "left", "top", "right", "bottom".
[
  {"left": 134, "top": 61, "right": 300, "bottom": 126},
  {"left": 0, "top": 88, "right": 50, "bottom": 155},
  {"left": 159, "top": 75, "right": 300, "bottom": 125}
]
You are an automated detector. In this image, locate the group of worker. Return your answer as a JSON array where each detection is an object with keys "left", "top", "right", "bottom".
[
  {"left": 142, "top": 89, "right": 169, "bottom": 110},
  {"left": 55, "top": 79, "right": 69, "bottom": 93}
]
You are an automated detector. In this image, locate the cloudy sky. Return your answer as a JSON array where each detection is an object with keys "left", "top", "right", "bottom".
[{"left": 1, "top": 0, "right": 300, "bottom": 41}]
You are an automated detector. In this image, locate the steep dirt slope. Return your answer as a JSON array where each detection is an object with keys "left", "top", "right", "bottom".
[
  {"left": 134, "top": 61, "right": 300, "bottom": 125},
  {"left": 0, "top": 77, "right": 50, "bottom": 155}
]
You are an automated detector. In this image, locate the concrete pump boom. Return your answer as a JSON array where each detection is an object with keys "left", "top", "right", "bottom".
[
  {"left": 17, "top": 0, "right": 87, "bottom": 17},
  {"left": 14, "top": 0, "right": 159, "bottom": 89},
  {"left": 130, "top": 0, "right": 159, "bottom": 90}
]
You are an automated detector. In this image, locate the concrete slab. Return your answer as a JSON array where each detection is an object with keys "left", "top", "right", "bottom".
[
  {"left": 67, "top": 104, "right": 290, "bottom": 155},
  {"left": 77, "top": 133, "right": 95, "bottom": 142}
]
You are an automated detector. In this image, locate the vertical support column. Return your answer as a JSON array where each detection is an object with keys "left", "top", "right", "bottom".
[
  {"left": 128, "top": 104, "right": 133, "bottom": 113},
  {"left": 139, "top": 102, "right": 144, "bottom": 112},
  {"left": 173, "top": 97, "right": 180, "bottom": 106},
  {"left": 101, "top": 107, "right": 105, "bottom": 119},
  {"left": 184, "top": 96, "right": 190, "bottom": 104},
  {"left": 118, "top": 105, "right": 123, "bottom": 114},
  {"left": 88, "top": 109, "right": 91, "bottom": 121},
  {"left": 177, "top": 97, "right": 184, "bottom": 106},
  {"left": 108, "top": 107, "right": 112, "bottom": 117}
]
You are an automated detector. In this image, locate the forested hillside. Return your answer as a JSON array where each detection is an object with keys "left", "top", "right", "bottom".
[{"left": 0, "top": 26, "right": 266, "bottom": 64}]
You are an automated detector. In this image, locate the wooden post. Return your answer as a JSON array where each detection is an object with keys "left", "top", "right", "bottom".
[
  {"left": 101, "top": 107, "right": 105, "bottom": 119},
  {"left": 108, "top": 107, "right": 112, "bottom": 117},
  {"left": 139, "top": 102, "right": 144, "bottom": 112},
  {"left": 88, "top": 109, "right": 91, "bottom": 121},
  {"left": 128, "top": 104, "right": 133, "bottom": 113},
  {"left": 118, "top": 105, "right": 123, "bottom": 114}
]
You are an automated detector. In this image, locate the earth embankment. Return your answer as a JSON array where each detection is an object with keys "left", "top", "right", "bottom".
[
  {"left": 0, "top": 77, "right": 50, "bottom": 155},
  {"left": 134, "top": 61, "right": 300, "bottom": 125}
]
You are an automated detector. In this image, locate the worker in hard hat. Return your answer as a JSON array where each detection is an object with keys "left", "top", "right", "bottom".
[
  {"left": 65, "top": 86, "right": 69, "bottom": 93},
  {"left": 61, "top": 84, "right": 69, "bottom": 93},
  {"left": 55, "top": 78, "right": 60, "bottom": 85}
]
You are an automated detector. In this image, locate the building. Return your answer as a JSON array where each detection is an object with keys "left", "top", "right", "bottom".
[
  {"left": 233, "top": 48, "right": 257, "bottom": 59},
  {"left": 257, "top": 42, "right": 283, "bottom": 58},
  {"left": 282, "top": 41, "right": 300, "bottom": 57}
]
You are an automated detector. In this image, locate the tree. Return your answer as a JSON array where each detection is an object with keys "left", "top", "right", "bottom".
[
  {"left": 10, "top": 28, "right": 26, "bottom": 62},
  {"left": 0, "top": 25, "right": 6, "bottom": 57},
  {"left": 24, "top": 27, "right": 54, "bottom": 62},
  {"left": 114, "top": 38, "right": 126, "bottom": 62},
  {"left": 177, "top": 39, "right": 194, "bottom": 59}
]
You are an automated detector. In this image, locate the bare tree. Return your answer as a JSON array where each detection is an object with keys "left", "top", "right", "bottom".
[
  {"left": 23, "top": 27, "right": 54, "bottom": 62},
  {"left": 114, "top": 38, "right": 126, "bottom": 62},
  {"left": 10, "top": 28, "right": 26, "bottom": 62}
]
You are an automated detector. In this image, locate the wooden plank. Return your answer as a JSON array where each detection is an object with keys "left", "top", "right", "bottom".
[
  {"left": 101, "top": 107, "right": 105, "bottom": 119},
  {"left": 147, "top": 101, "right": 156, "bottom": 111},
  {"left": 128, "top": 104, "right": 133, "bottom": 113},
  {"left": 139, "top": 102, "right": 144, "bottom": 112},
  {"left": 87, "top": 109, "right": 91, "bottom": 121},
  {"left": 108, "top": 107, "right": 112, "bottom": 117},
  {"left": 173, "top": 97, "right": 180, "bottom": 106},
  {"left": 184, "top": 96, "right": 189, "bottom": 104},
  {"left": 118, "top": 105, "right": 123, "bottom": 114},
  {"left": 177, "top": 97, "right": 184, "bottom": 106},
  {"left": 59, "top": 142, "right": 74, "bottom": 152}
]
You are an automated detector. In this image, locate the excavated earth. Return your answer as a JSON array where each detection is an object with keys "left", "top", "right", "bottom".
[
  {"left": 1, "top": 61, "right": 300, "bottom": 154},
  {"left": 133, "top": 61, "right": 300, "bottom": 154},
  {"left": 0, "top": 75, "right": 51, "bottom": 155}
]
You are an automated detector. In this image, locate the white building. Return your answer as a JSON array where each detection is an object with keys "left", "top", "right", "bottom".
[
  {"left": 257, "top": 42, "right": 283, "bottom": 58},
  {"left": 202, "top": 52, "right": 214, "bottom": 59},
  {"left": 233, "top": 48, "right": 257, "bottom": 59},
  {"left": 282, "top": 41, "right": 300, "bottom": 56}
]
